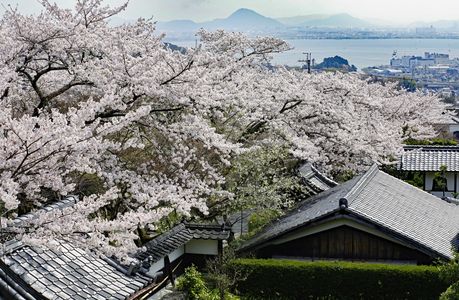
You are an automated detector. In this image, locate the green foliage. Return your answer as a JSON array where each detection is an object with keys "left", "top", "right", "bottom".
[
  {"left": 206, "top": 246, "right": 246, "bottom": 300},
  {"left": 230, "top": 259, "right": 447, "bottom": 300},
  {"left": 439, "top": 253, "right": 459, "bottom": 299},
  {"left": 399, "top": 78, "right": 417, "bottom": 92},
  {"left": 433, "top": 165, "right": 448, "bottom": 192},
  {"left": 405, "top": 172, "right": 425, "bottom": 189},
  {"left": 74, "top": 173, "right": 106, "bottom": 196},
  {"left": 404, "top": 138, "right": 458, "bottom": 146},
  {"left": 177, "top": 266, "right": 212, "bottom": 300},
  {"left": 381, "top": 165, "right": 424, "bottom": 189},
  {"left": 440, "top": 281, "right": 459, "bottom": 300},
  {"left": 314, "top": 56, "right": 357, "bottom": 72},
  {"left": 332, "top": 169, "right": 355, "bottom": 183},
  {"left": 154, "top": 210, "right": 183, "bottom": 234},
  {"left": 178, "top": 265, "right": 240, "bottom": 300},
  {"left": 247, "top": 210, "right": 281, "bottom": 235},
  {"left": 220, "top": 146, "right": 306, "bottom": 215}
]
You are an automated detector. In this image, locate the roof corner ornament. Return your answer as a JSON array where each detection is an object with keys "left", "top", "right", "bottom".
[
  {"left": 339, "top": 198, "right": 348, "bottom": 210},
  {"left": 128, "top": 262, "right": 140, "bottom": 276}
]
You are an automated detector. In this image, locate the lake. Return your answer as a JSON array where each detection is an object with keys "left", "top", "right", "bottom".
[{"left": 168, "top": 38, "right": 459, "bottom": 70}]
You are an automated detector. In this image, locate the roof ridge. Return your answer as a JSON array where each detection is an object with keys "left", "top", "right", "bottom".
[
  {"left": 1, "top": 196, "right": 80, "bottom": 244},
  {"left": 404, "top": 145, "right": 459, "bottom": 150},
  {"left": 344, "top": 164, "right": 379, "bottom": 205},
  {"left": 310, "top": 164, "right": 338, "bottom": 187},
  {"left": 12, "top": 195, "right": 79, "bottom": 226},
  {"left": 185, "top": 223, "right": 227, "bottom": 231},
  {"left": 145, "top": 223, "right": 187, "bottom": 247}
]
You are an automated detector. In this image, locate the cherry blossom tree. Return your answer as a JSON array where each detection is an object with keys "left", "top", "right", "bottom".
[
  {"left": 0, "top": 0, "right": 448, "bottom": 260},
  {"left": 0, "top": 0, "right": 240, "bottom": 258}
]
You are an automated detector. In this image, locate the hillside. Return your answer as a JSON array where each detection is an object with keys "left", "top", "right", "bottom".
[{"left": 157, "top": 8, "right": 283, "bottom": 33}]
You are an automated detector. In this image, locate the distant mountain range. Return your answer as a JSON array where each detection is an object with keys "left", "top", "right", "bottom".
[
  {"left": 278, "top": 13, "right": 372, "bottom": 28},
  {"left": 157, "top": 8, "right": 283, "bottom": 33},
  {"left": 118, "top": 8, "right": 459, "bottom": 36},
  {"left": 156, "top": 8, "right": 374, "bottom": 34}
]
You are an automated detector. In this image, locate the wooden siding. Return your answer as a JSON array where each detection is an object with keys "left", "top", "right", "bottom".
[{"left": 257, "top": 225, "right": 433, "bottom": 264}]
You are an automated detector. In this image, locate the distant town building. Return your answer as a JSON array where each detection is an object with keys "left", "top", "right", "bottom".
[
  {"left": 409, "top": 56, "right": 435, "bottom": 69},
  {"left": 366, "top": 51, "right": 459, "bottom": 106},
  {"left": 390, "top": 53, "right": 450, "bottom": 69},
  {"left": 390, "top": 56, "right": 412, "bottom": 68},
  {"left": 416, "top": 26, "right": 436, "bottom": 36},
  {"left": 425, "top": 52, "right": 450, "bottom": 65}
]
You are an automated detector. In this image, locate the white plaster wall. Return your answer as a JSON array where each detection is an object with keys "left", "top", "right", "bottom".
[
  {"left": 425, "top": 172, "right": 455, "bottom": 192},
  {"left": 147, "top": 260, "right": 164, "bottom": 276},
  {"left": 185, "top": 239, "right": 218, "bottom": 255},
  {"left": 448, "top": 124, "right": 459, "bottom": 134},
  {"left": 169, "top": 245, "right": 185, "bottom": 262},
  {"left": 147, "top": 245, "right": 185, "bottom": 275}
]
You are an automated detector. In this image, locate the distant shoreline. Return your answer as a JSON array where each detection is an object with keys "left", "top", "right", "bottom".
[
  {"left": 168, "top": 38, "right": 459, "bottom": 70},
  {"left": 165, "top": 36, "right": 459, "bottom": 42},
  {"left": 275, "top": 37, "right": 459, "bottom": 40}
]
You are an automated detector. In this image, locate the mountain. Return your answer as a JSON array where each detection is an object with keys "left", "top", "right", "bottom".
[
  {"left": 206, "top": 8, "right": 283, "bottom": 30},
  {"left": 301, "top": 13, "right": 372, "bottom": 28},
  {"left": 277, "top": 13, "right": 372, "bottom": 28},
  {"left": 157, "top": 8, "right": 283, "bottom": 33},
  {"left": 315, "top": 56, "right": 357, "bottom": 72},
  {"left": 277, "top": 14, "right": 329, "bottom": 26}
]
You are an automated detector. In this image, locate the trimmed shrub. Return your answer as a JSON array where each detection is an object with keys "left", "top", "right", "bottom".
[
  {"left": 231, "top": 259, "right": 448, "bottom": 300},
  {"left": 177, "top": 265, "right": 211, "bottom": 300},
  {"left": 177, "top": 265, "right": 240, "bottom": 300}
]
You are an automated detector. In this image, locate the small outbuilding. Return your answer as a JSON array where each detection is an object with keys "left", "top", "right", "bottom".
[{"left": 399, "top": 145, "right": 459, "bottom": 198}]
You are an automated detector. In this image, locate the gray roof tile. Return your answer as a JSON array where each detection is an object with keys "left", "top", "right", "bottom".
[
  {"left": 298, "top": 163, "right": 338, "bottom": 196},
  {"left": 240, "top": 165, "right": 459, "bottom": 259},
  {"left": 1, "top": 240, "right": 152, "bottom": 299},
  {"left": 137, "top": 223, "right": 230, "bottom": 265},
  {"left": 400, "top": 145, "right": 459, "bottom": 171},
  {"left": 0, "top": 196, "right": 231, "bottom": 299}
]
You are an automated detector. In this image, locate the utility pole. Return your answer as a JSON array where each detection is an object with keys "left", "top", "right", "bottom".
[{"left": 299, "top": 52, "right": 312, "bottom": 74}]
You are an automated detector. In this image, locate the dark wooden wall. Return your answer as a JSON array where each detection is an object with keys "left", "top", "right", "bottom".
[{"left": 257, "top": 225, "right": 433, "bottom": 264}]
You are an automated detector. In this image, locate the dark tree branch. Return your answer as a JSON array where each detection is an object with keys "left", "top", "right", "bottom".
[
  {"left": 160, "top": 60, "right": 194, "bottom": 86},
  {"left": 279, "top": 99, "right": 302, "bottom": 114}
]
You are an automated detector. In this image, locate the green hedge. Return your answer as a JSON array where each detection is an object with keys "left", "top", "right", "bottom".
[{"left": 231, "top": 259, "right": 448, "bottom": 300}]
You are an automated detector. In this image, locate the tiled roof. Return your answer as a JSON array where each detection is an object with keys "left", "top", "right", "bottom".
[
  {"left": 11, "top": 196, "right": 79, "bottom": 226},
  {"left": 1, "top": 198, "right": 231, "bottom": 299},
  {"left": 0, "top": 196, "right": 79, "bottom": 243},
  {"left": 298, "top": 163, "right": 338, "bottom": 196},
  {"left": 0, "top": 241, "right": 152, "bottom": 300},
  {"left": 238, "top": 176, "right": 360, "bottom": 253},
  {"left": 0, "top": 197, "right": 155, "bottom": 300},
  {"left": 399, "top": 145, "right": 459, "bottom": 172},
  {"left": 240, "top": 165, "right": 459, "bottom": 259},
  {"left": 137, "top": 223, "right": 230, "bottom": 266}
]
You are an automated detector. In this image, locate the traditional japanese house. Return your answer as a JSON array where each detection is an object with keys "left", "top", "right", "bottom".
[
  {"left": 239, "top": 165, "right": 459, "bottom": 265},
  {"left": 0, "top": 197, "right": 229, "bottom": 299},
  {"left": 399, "top": 145, "right": 459, "bottom": 198}
]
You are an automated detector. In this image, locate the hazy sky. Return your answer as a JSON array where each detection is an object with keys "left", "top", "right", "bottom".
[{"left": 1, "top": 0, "right": 459, "bottom": 23}]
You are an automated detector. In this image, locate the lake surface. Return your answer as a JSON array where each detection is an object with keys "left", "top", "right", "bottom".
[{"left": 168, "top": 38, "right": 459, "bottom": 70}]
